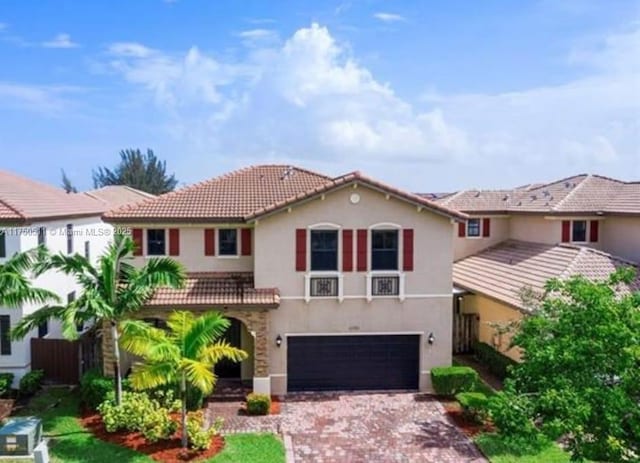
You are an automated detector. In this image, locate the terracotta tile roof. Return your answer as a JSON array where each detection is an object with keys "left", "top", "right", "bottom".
[
  {"left": 84, "top": 186, "right": 156, "bottom": 209},
  {"left": 0, "top": 170, "right": 106, "bottom": 224},
  {"left": 105, "top": 165, "right": 467, "bottom": 223},
  {"left": 453, "top": 240, "right": 640, "bottom": 311},
  {"left": 145, "top": 272, "right": 279, "bottom": 308},
  {"left": 433, "top": 174, "right": 640, "bottom": 216}
]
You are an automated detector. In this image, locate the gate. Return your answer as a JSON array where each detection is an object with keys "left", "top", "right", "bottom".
[
  {"left": 453, "top": 312, "right": 478, "bottom": 354},
  {"left": 31, "top": 330, "right": 101, "bottom": 384}
]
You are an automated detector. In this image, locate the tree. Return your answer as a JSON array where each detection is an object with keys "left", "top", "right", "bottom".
[
  {"left": 120, "top": 311, "right": 247, "bottom": 448},
  {"left": 60, "top": 169, "right": 78, "bottom": 193},
  {"left": 0, "top": 246, "right": 58, "bottom": 307},
  {"left": 492, "top": 269, "right": 640, "bottom": 462},
  {"left": 11, "top": 234, "right": 185, "bottom": 405},
  {"left": 92, "top": 149, "right": 178, "bottom": 194}
]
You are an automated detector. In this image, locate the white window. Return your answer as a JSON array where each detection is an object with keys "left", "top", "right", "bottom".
[
  {"left": 37, "top": 227, "right": 46, "bottom": 247},
  {"left": 571, "top": 220, "right": 587, "bottom": 242},
  {"left": 218, "top": 229, "right": 238, "bottom": 256},
  {"left": 0, "top": 231, "right": 5, "bottom": 258},
  {"left": 66, "top": 224, "right": 74, "bottom": 254},
  {"left": 467, "top": 219, "right": 481, "bottom": 237},
  {"left": 146, "top": 229, "right": 166, "bottom": 255}
]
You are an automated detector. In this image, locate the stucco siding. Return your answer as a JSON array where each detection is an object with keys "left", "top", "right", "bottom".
[
  {"left": 461, "top": 293, "right": 523, "bottom": 362},
  {"left": 453, "top": 217, "right": 510, "bottom": 260},
  {"left": 600, "top": 216, "right": 640, "bottom": 263}
]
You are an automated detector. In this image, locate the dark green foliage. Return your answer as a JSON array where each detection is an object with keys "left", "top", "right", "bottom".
[
  {"left": 494, "top": 269, "right": 640, "bottom": 462},
  {"left": 456, "top": 392, "right": 489, "bottom": 422},
  {"left": 80, "top": 369, "right": 115, "bottom": 410},
  {"left": 246, "top": 393, "right": 271, "bottom": 416},
  {"left": 19, "top": 369, "right": 44, "bottom": 396},
  {"left": 60, "top": 169, "right": 78, "bottom": 193},
  {"left": 0, "top": 373, "right": 14, "bottom": 397},
  {"left": 473, "top": 341, "right": 518, "bottom": 380},
  {"left": 92, "top": 149, "right": 178, "bottom": 194},
  {"left": 431, "top": 366, "right": 478, "bottom": 396}
]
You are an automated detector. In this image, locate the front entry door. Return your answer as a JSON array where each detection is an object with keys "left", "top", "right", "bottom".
[{"left": 214, "top": 318, "right": 242, "bottom": 378}]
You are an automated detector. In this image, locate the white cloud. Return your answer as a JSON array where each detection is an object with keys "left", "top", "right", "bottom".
[
  {"left": 42, "top": 33, "right": 79, "bottom": 49},
  {"left": 373, "top": 12, "right": 406, "bottom": 23},
  {"left": 237, "top": 29, "right": 279, "bottom": 47},
  {"left": 106, "top": 23, "right": 640, "bottom": 188},
  {"left": 0, "top": 82, "right": 80, "bottom": 114}
]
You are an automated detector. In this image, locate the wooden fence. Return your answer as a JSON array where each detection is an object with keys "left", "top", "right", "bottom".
[{"left": 31, "top": 331, "right": 101, "bottom": 384}]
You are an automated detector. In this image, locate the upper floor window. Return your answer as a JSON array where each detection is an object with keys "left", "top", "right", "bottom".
[
  {"left": 37, "top": 227, "right": 46, "bottom": 247},
  {"left": 218, "top": 229, "right": 238, "bottom": 256},
  {"left": 310, "top": 230, "right": 338, "bottom": 271},
  {"left": 147, "top": 229, "right": 166, "bottom": 255},
  {"left": 0, "top": 315, "right": 11, "bottom": 355},
  {"left": 38, "top": 321, "right": 48, "bottom": 338},
  {"left": 84, "top": 241, "right": 91, "bottom": 260},
  {"left": 371, "top": 229, "right": 398, "bottom": 271},
  {"left": 66, "top": 224, "right": 74, "bottom": 254},
  {"left": 0, "top": 231, "right": 6, "bottom": 258},
  {"left": 467, "top": 219, "right": 481, "bottom": 237},
  {"left": 572, "top": 220, "right": 587, "bottom": 242}
]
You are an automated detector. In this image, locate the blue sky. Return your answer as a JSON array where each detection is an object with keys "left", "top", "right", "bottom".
[{"left": 0, "top": 0, "right": 638, "bottom": 192}]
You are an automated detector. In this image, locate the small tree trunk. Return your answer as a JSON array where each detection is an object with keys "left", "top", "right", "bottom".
[
  {"left": 181, "top": 372, "right": 188, "bottom": 449},
  {"left": 111, "top": 321, "right": 123, "bottom": 406}
]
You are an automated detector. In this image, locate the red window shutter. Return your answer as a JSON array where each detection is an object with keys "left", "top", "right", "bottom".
[
  {"left": 204, "top": 229, "right": 216, "bottom": 256},
  {"left": 589, "top": 221, "right": 599, "bottom": 243},
  {"left": 561, "top": 220, "right": 571, "bottom": 242},
  {"left": 356, "top": 229, "right": 367, "bottom": 271},
  {"left": 169, "top": 229, "right": 180, "bottom": 256},
  {"left": 295, "top": 229, "right": 306, "bottom": 271},
  {"left": 241, "top": 229, "right": 252, "bottom": 256},
  {"left": 342, "top": 229, "right": 353, "bottom": 272},
  {"left": 482, "top": 218, "right": 491, "bottom": 237},
  {"left": 132, "top": 228, "right": 143, "bottom": 256},
  {"left": 458, "top": 222, "right": 466, "bottom": 238},
  {"left": 403, "top": 229, "right": 414, "bottom": 271}
]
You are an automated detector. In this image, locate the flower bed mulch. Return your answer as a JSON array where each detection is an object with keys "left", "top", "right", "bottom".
[
  {"left": 80, "top": 411, "right": 224, "bottom": 463},
  {"left": 442, "top": 400, "right": 494, "bottom": 438}
]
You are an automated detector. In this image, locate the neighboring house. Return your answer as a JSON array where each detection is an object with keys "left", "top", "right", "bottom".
[
  {"left": 453, "top": 240, "right": 640, "bottom": 360},
  {"left": 84, "top": 185, "right": 156, "bottom": 209},
  {"left": 0, "top": 170, "right": 112, "bottom": 383},
  {"left": 424, "top": 174, "right": 640, "bottom": 359},
  {"left": 104, "top": 165, "right": 466, "bottom": 395}
]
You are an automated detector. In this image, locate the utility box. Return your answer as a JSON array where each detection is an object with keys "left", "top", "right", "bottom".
[{"left": 0, "top": 417, "right": 42, "bottom": 456}]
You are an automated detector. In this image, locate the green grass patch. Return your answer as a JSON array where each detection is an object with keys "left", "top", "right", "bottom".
[
  {"left": 9, "top": 387, "right": 284, "bottom": 463},
  {"left": 210, "top": 433, "right": 285, "bottom": 463},
  {"left": 475, "top": 433, "right": 574, "bottom": 463}
]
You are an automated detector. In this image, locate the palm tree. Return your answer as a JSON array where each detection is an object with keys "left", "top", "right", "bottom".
[
  {"left": 120, "top": 311, "right": 247, "bottom": 448},
  {"left": 0, "top": 246, "right": 58, "bottom": 307},
  {"left": 11, "top": 233, "right": 185, "bottom": 405}
]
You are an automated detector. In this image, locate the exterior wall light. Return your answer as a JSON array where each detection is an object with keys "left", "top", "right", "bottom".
[
  {"left": 427, "top": 333, "right": 435, "bottom": 345},
  {"left": 275, "top": 335, "right": 283, "bottom": 347}
]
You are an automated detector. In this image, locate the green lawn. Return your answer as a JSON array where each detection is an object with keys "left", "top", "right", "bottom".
[
  {"left": 10, "top": 387, "right": 284, "bottom": 463},
  {"left": 475, "top": 433, "right": 575, "bottom": 463}
]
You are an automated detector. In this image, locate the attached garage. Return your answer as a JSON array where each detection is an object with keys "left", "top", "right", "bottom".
[{"left": 287, "top": 334, "right": 420, "bottom": 392}]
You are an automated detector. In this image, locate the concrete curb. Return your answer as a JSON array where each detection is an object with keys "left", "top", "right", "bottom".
[{"left": 283, "top": 434, "right": 295, "bottom": 463}]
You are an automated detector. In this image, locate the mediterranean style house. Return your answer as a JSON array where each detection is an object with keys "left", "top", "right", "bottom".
[
  {"left": 426, "top": 174, "right": 640, "bottom": 360},
  {"left": 104, "top": 165, "right": 467, "bottom": 396},
  {"left": 0, "top": 170, "right": 113, "bottom": 383}
]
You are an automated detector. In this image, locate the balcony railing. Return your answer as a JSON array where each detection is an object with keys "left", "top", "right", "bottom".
[
  {"left": 371, "top": 275, "right": 400, "bottom": 296},
  {"left": 304, "top": 273, "right": 343, "bottom": 302}
]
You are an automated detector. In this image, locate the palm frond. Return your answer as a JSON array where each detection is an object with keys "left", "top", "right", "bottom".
[
  {"left": 182, "top": 358, "right": 216, "bottom": 395},
  {"left": 166, "top": 311, "right": 195, "bottom": 342},
  {"left": 119, "top": 319, "right": 169, "bottom": 357},
  {"left": 129, "top": 361, "right": 176, "bottom": 390},
  {"left": 10, "top": 305, "right": 68, "bottom": 340},
  {"left": 200, "top": 341, "right": 248, "bottom": 365},
  {"left": 183, "top": 312, "right": 230, "bottom": 358},
  {"left": 5, "top": 246, "right": 48, "bottom": 275},
  {"left": 136, "top": 257, "right": 186, "bottom": 289}
]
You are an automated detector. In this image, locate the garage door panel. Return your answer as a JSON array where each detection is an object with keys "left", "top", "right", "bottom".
[{"left": 287, "top": 335, "right": 419, "bottom": 392}]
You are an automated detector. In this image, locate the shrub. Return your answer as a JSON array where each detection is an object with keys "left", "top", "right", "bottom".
[
  {"left": 141, "top": 407, "right": 178, "bottom": 443},
  {"left": 488, "top": 390, "right": 539, "bottom": 440},
  {"left": 456, "top": 392, "right": 489, "bottom": 422},
  {"left": 19, "top": 370, "right": 44, "bottom": 396},
  {"left": 80, "top": 370, "right": 114, "bottom": 410},
  {"left": 186, "top": 411, "right": 223, "bottom": 450},
  {"left": 0, "top": 373, "right": 14, "bottom": 397},
  {"left": 98, "top": 391, "right": 158, "bottom": 433},
  {"left": 431, "top": 366, "right": 478, "bottom": 396},
  {"left": 473, "top": 341, "right": 517, "bottom": 380},
  {"left": 246, "top": 393, "right": 271, "bottom": 416}
]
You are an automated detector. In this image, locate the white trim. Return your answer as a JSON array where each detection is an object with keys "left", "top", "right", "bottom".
[
  {"left": 285, "top": 331, "right": 424, "bottom": 337},
  {"left": 280, "top": 293, "right": 452, "bottom": 300},
  {"left": 308, "top": 222, "right": 341, "bottom": 229},
  {"left": 216, "top": 227, "right": 240, "bottom": 257},
  {"left": 570, "top": 219, "right": 589, "bottom": 243},
  {"left": 304, "top": 271, "right": 344, "bottom": 303},
  {"left": 368, "top": 222, "right": 401, "bottom": 230},
  {"left": 366, "top": 271, "right": 405, "bottom": 302},
  {"left": 270, "top": 373, "right": 287, "bottom": 377},
  {"left": 466, "top": 218, "right": 482, "bottom": 239},
  {"left": 144, "top": 227, "right": 169, "bottom": 257}
]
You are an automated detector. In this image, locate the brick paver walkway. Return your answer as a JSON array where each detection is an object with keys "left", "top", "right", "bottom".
[{"left": 207, "top": 391, "right": 487, "bottom": 463}]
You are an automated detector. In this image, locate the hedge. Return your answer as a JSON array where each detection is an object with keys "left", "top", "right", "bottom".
[
  {"left": 472, "top": 341, "right": 518, "bottom": 380},
  {"left": 431, "top": 366, "right": 479, "bottom": 396},
  {"left": 246, "top": 393, "right": 271, "bottom": 415}
]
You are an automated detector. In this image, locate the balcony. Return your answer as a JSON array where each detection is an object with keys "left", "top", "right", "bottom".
[
  {"left": 304, "top": 273, "right": 343, "bottom": 302},
  {"left": 366, "top": 272, "right": 405, "bottom": 302}
]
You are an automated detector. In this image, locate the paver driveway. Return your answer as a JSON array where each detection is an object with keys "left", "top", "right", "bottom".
[{"left": 280, "top": 392, "right": 487, "bottom": 463}]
